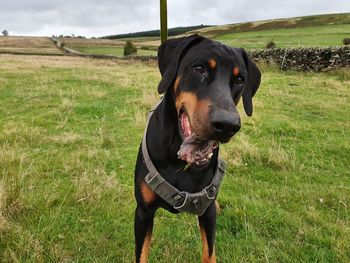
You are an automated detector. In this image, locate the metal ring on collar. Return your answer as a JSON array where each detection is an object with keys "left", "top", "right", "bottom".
[
  {"left": 204, "top": 185, "right": 216, "bottom": 200},
  {"left": 173, "top": 192, "right": 188, "bottom": 210}
]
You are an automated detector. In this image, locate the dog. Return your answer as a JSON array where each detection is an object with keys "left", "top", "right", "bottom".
[{"left": 134, "top": 34, "right": 261, "bottom": 262}]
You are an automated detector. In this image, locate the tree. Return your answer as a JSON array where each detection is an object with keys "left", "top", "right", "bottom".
[
  {"left": 2, "top": 30, "right": 9, "bottom": 37},
  {"left": 266, "top": 41, "right": 276, "bottom": 49},
  {"left": 343, "top": 38, "right": 350, "bottom": 45},
  {"left": 123, "top": 41, "right": 137, "bottom": 56}
]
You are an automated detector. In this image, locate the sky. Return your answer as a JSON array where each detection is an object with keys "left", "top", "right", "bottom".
[{"left": 0, "top": 0, "right": 349, "bottom": 37}]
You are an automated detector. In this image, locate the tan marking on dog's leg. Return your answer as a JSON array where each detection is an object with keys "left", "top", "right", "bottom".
[
  {"left": 215, "top": 201, "right": 221, "bottom": 214},
  {"left": 200, "top": 227, "right": 216, "bottom": 263},
  {"left": 140, "top": 182, "right": 156, "bottom": 205},
  {"left": 139, "top": 233, "right": 152, "bottom": 263}
]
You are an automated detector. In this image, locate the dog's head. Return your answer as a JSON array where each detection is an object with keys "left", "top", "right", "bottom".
[{"left": 157, "top": 34, "right": 261, "bottom": 165}]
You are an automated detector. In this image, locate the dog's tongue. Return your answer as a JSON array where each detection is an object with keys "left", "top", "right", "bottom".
[{"left": 177, "top": 134, "right": 217, "bottom": 164}]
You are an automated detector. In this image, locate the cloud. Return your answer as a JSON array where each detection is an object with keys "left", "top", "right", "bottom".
[{"left": 0, "top": 0, "right": 348, "bottom": 37}]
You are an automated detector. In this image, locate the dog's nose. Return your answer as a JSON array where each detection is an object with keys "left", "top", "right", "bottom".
[{"left": 210, "top": 110, "right": 241, "bottom": 138}]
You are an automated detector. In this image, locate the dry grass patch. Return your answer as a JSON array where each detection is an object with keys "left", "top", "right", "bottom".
[
  {"left": 47, "top": 132, "right": 81, "bottom": 144},
  {"left": 59, "top": 37, "right": 125, "bottom": 48},
  {"left": 74, "top": 169, "right": 121, "bottom": 203},
  {"left": 0, "top": 36, "right": 62, "bottom": 55},
  {"left": 221, "top": 133, "right": 261, "bottom": 167},
  {"left": 265, "top": 139, "right": 295, "bottom": 169}
]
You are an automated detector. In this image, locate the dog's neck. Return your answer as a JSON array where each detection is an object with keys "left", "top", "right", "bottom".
[{"left": 145, "top": 91, "right": 182, "bottom": 168}]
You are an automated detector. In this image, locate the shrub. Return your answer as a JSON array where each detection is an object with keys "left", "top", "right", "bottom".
[
  {"left": 343, "top": 38, "right": 350, "bottom": 45},
  {"left": 266, "top": 41, "right": 276, "bottom": 49},
  {"left": 124, "top": 41, "right": 137, "bottom": 56}
]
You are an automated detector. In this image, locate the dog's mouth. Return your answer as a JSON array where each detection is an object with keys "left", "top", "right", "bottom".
[{"left": 177, "top": 109, "right": 218, "bottom": 165}]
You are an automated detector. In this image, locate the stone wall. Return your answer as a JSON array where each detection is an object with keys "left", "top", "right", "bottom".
[
  {"left": 51, "top": 37, "right": 350, "bottom": 71},
  {"left": 248, "top": 46, "right": 350, "bottom": 71}
]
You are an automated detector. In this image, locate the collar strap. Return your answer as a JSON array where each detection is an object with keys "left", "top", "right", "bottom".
[{"left": 141, "top": 98, "right": 226, "bottom": 216}]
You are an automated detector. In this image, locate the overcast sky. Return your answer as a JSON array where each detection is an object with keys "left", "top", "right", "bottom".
[{"left": 1, "top": 0, "right": 349, "bottom": 37}]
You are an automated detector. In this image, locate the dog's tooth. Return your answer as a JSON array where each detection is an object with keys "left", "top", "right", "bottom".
[{"left": 207, "top": 153, "right": 213, "bottom": 159}]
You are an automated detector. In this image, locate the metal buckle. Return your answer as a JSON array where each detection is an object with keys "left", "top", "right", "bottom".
[
  {"left": 173, "top": 192, "right": 188, "bottom": 209},
  {"left": 204, "top": 184, "right": 216, "bottom": 200}
]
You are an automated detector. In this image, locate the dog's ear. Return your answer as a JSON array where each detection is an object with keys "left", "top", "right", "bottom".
[
  {"left": 240, "top": 48, "right": 261, "bottom": 116},
  {"left": 157, "top": 34, "right": 204, "bottom": 94}
]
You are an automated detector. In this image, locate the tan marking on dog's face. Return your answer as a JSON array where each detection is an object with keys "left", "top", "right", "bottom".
[
  {"left": 208, "top": 59, "right": 217, "bottom": 69},
  {"left": 140, "top": 182, "right": 156, "bottom": 205},
  {"left": 140, "top": 233, "right": 152, "bottom": 263},
  {"left": 200, "top": 227, "right": 216, "bottom": 263},
  {"left": 175, "top": 91, "right": 212, "bottom": 138},
  {"left": 233, "top": 67, "right": 240, "bottom": 77},
  {"left": 173, "top": 76, "right": 181, "bottom": 93}
]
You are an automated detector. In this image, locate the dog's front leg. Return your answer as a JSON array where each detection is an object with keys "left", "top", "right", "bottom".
[
  {"left": 198, "top": 202, "right": 217, "bottom": 263},
  {"left": 134, "top": 205, "right": 155, "bottom": 263}
]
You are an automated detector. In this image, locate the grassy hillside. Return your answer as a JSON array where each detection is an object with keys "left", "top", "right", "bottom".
[
  {"left": 59, "top": 37, "right": 158, "bottom": 57},
  {"left": 101, "top": 25, "right": 212, "bottom": 39},
  {"left": 216, "top": 24, "right": 350, "bottom": 49},
  {"left": 1, "top": 54, "right": 349, "bottom": 262},
  {"left": 62, "top": 13, "right": 350, "bottom": 56},
  {"left": 188, "top": 13, "right": 350, "bottom": 38},
  {"left": 0, "top": 36, "right": 63, "bottom": 55}
]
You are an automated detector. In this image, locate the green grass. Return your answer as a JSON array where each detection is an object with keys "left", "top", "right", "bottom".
[
  {"left": 215, "top": 24, "right": 350, "bottom": 49},
  {"left": 74, "top": 46, "right": 157, "bottom": 57},
  {"left": 0, "top": 55, "right": 349, "bottom": 262}
]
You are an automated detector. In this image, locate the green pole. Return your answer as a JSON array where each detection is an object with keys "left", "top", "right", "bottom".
[{"left": 160, "top": 0, "right": 168, "bottom": 44}]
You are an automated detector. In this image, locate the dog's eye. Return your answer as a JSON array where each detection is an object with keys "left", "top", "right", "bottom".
[
  {"left": 192, "top": 65, "right": 206, "bottom": 74},
  {"left": 234, "top": 76, "right": 244, "bottom": 85}
]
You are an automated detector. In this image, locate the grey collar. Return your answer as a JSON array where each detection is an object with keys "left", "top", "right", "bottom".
[{"left": 141, "top": 98, "right": 226, "bottom": 216}]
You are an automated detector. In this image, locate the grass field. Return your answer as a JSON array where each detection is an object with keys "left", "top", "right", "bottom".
[
  {"left": 0, "top": 54, "right": 349, "bottom": 262},
  {"left": 61, "top": 13, "right": 350, "bottom": 55},
  {"left": 0, "top": 37, "right": 63, "bottom": 55},
  {"left": 73, "top": 46, "right": 157, "bottom": 57},
  {"left": 2, "top": 13, "right": 347, "bottom": 58},
  {"left": 215, "top": 24, "right": 350, "bottom": 49}
]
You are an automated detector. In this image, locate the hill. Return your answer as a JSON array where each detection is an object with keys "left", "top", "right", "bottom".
[
  {"left": 0, "top": 36, "right": 63, "bottom": 55},
  {"left": 101, "top": 25, "right": 212, "bottom": 39},
  {"left": 186, "top": 13, "right": 350, "bottom": 38}
]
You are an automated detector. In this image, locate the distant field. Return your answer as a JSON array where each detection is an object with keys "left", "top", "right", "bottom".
[
  {"left": 1, "top": 54, "right": 349, "bottom": 262},
  {"left": 60, "top": 37, "right": 158, "bottom": 57},
  {"left": 215, "top": 24, "right": 350, "bottom": 49},
  {"left": 188, "top": 13, "right": 350, "bottom": 38},
  {"left": 1, "top": 13, "right": 349, "bottom": 57},
  {"left": 0, "top": 36, "right": 63, "bottom": 55},
  {"left": 74, "top": 46, "right": 157, "bottom": 56},
  {"left": 59, "top": 13, "right": 350, "bottom": 55}
]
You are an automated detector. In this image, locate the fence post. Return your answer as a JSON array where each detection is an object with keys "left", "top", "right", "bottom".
[{"left": 160, "top": 0, "right": 168, "bottom": 44}]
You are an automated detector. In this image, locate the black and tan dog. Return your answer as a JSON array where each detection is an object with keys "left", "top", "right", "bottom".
[{"left": 134, "top": 34, "right": 261, "bottom": 262}]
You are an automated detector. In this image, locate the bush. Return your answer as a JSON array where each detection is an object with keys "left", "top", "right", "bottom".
[
  {"left": 124, "top": 41, "right": 137, "bottom": 56},
  {"left": 343, "top": 38, "right": 350, "bottom": 45},
  {"left": 266, "top": 41, "right": 276, "bottom": 49}
]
